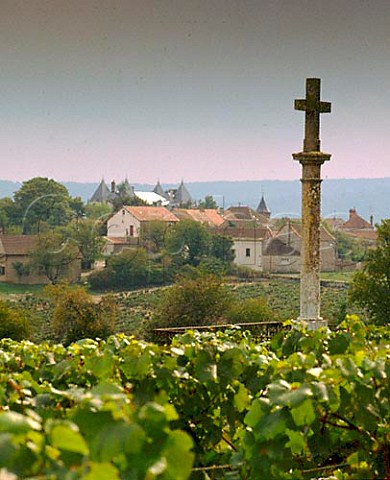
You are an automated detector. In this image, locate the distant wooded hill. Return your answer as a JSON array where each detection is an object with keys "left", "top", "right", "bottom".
[{"left": 1, "top": 178, "right": 388, "bottom": 223}]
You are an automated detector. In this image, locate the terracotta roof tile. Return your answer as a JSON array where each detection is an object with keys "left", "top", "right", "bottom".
[
  {"left": 124, "top": 206, "right": 179, "bottom": 222},
  {"left": 173, "top": 208, "right": 224, "bottom": 226},
  {"left": 0, "top": 235, "right": 38, "bottom": 255}
]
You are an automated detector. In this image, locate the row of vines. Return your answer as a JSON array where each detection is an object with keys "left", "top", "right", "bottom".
[
  {"left": 0, "top": 315, "right": 388, "bottom": 479},
  {"left": 14, "top": 279, "right": 355, "bottom": 343}
]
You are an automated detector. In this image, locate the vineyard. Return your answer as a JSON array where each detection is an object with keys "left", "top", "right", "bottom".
[
  {"left": 16, "top": 279, "right": 357, "bottom": 343},
  {"left": 0, "top": 316, "right": 388, "bottom": 479}
]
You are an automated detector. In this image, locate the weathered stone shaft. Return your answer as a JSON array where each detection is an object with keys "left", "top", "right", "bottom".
[
  {"left": 293, "top": 152, "right": 330, "bottom": 321},
  {"left": 299, "top": 159, "right": 323, "bottom": 320}
]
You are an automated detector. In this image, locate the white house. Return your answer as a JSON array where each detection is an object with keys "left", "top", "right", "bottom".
[
  {"left": 107, "top": 206, "right": 179, "bottom": 239},
  {"left": 218, "top": 219, "right": 273, "bottom": 271}
]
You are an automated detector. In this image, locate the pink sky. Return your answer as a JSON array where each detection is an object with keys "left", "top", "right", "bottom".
[{"left": 1, "top": 1, "right": 390, "bottom": 183}]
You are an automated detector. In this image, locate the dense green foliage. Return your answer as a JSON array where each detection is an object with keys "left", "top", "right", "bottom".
[
  {"left": 165, "top": 220, "right": 213, "bottom": 267},
  {"left": 46, "top": 285, "right": 118, "bottom": 345},
  {"left": 0, "top": 317, "right": 388, "bottom": 479},
  {"left": 333, "top": 230, "right": 370, "bottom": 263},
  {"left": 62, "top": 220, "right": 105, "bottom": 270},
  {"left": 350, "top": 219, "right": 390, "bottom": 325},
  {"left": 150, "top": 274, "right": 234, "bottom": 332},
  {"left": 88, "top": 248, "right": 166, "bottom": 290},
  {"left": 0, "top": 301, "right": 30, "bottom": 341},
  {"left": 198, "top": 195, "right": 218, "bottom": 209},
  {"left": 10, "top": 177, "right": 76, "bottom": 234}
]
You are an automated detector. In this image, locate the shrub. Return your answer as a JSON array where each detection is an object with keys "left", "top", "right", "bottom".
[
  {"left": 88, "top": 248, "right": 166, "bottom": 290},
  {"left": 49, "top": 286, "right": 117, "bottom": 344},
  {"left": 226, "top": 296, "right": 278, "bottom": 324},
  {"left": 150, "top": 273, "right": 233, "bottom": 331},
  {"left": 0, "top": 301, "right": 30, "bottom": 340}
]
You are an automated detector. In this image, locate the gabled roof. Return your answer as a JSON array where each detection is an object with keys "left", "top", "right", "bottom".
[
  {"left": 218, "top": 220, "right": 272, "bottom": 240},
  {"left": 263, "top": 237, "right": 300, "bottom": 256},
  {"left": 172, "top": 208, "right": 225, "bottom": 227},
  {"left": 224, "top": 206, "right": 256, "bottom": 220},
  {"left": 90, "top": 179, "right": 115, "bottom": 203},
  {"left": 342, "top": 209, "right": 373, "bottom": 230},
  {"left": 256, "top": 195, "right": 270, "bottom": 215},
  {"left": 123, "top": 206, "right": 179, "bottom": 222},
  {"left": 278, "top": 222, "right": 335, "bottom": 242},
  {"left": 0, "top": 235, "right": 38, "bottom": 256}
]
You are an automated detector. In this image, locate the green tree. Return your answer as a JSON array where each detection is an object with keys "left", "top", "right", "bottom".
[
  {"left": 0, "top": 197, "right": 15, "bottom": 233},
  {"left": 166, "top": 220, "right": 211, "bottom": 266},
  {"left": 84, "top": 201, "right": 112, "bottom": 220},
  {"left": 141, "top": 220, "right": 170, "bottom": 253},
  {"left": 46, "top": 285, "right": 117, "bottom": 344},
  {"left": 334, "top": 230, "right": 369, "bottom": 263},
  {"left": 29, "top": 232, "right": 80, "bottom": 284},
  {"left": 64, "top": 220, "right": 105, "bottom": 270},
  {"left": 198, "top": 195, "right": 218, "bottom": 209},
  {"left": 151, "top": 273, "right": 233, "bottom": 330},
  {"left": 88, "top": 247, "right": 160, "bottom": 290},
  {"left": 13, "top": 177, "right": 73, "bottom": 233},
  {"left": 349, "top": 219, "right": 390, "bottom": 325},
  {"left": 69, "top": 196, "right": 86, "bottom": 221},
  {"left": 210, "top": 234, "right": 235, "bottom": 264}
]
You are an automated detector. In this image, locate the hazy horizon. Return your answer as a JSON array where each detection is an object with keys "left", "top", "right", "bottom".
[{"left": 1, "top": 1, "right": 390, "bottom": 183}]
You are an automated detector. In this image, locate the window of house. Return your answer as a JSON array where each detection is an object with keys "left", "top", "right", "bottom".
[
  {"left": 130, "top": 225, "right": 134, "bottom": 236},
  {"left": 0, "top": 266, "right": 5, "bottom": 276},
  {"left": 245, "top": 248, "right": 251, "bottom": 257}
]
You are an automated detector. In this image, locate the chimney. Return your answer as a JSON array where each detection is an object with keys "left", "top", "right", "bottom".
[
  {"left": 349, "top": 208, "right": 356, "bottom": 219},
  {"left": 111, "top": 180, "right": 116, "bottom": 193},
  {"left": 370, "top": 215, "right": 374, "bottom": 227}
]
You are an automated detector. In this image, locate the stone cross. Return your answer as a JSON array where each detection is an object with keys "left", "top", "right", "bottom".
[
  {"left": 295, "top": 78, "right": 331, "bottom": 152},
  {"left": 292, "top": 78, "right": 331, "bottom": 329}
]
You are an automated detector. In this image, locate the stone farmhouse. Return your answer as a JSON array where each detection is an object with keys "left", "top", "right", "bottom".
[
  {"left": 339, "top": 208, "right": 377, "bottom": 242},
  {"left": 324, "top": 208, "right": 377, "bottom": 243},
  {"left": 262, "top": 222, "right": 337, "bottom": 273},
  {"left": 107, "top": 206, "right": 179, "bottom": 239},
  {"left": 218, "top": 203, "right": 273, "bottom": 271},
  {"left": 0, "top": 235, "right": 81, "bottom": 285}
]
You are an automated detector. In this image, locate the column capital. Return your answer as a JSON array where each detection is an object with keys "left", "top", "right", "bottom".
[{"left": 293, "top": 151, "right": 331, "bottom": 165}]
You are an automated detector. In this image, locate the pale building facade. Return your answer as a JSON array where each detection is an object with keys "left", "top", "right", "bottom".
[
  {"left": 0, "top": 235, "right": 81, "bottom": 284},
  {"left": 107, "top": 206, "right": 179, "bottom": 239},
  {"left": 262, "top": 222, "right": 337, "bottom": 273}
]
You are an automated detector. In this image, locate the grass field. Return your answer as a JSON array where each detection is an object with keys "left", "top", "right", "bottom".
[{"left": 0, "top": 282, "right": 45, "bottom": 297}]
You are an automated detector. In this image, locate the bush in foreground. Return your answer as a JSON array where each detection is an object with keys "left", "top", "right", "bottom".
[
  {"left": 46, "top": 284, "right": 117, "bottom": 344},
  {"left": 0, "top": 301, "right": 30, "bottom": 341}
]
